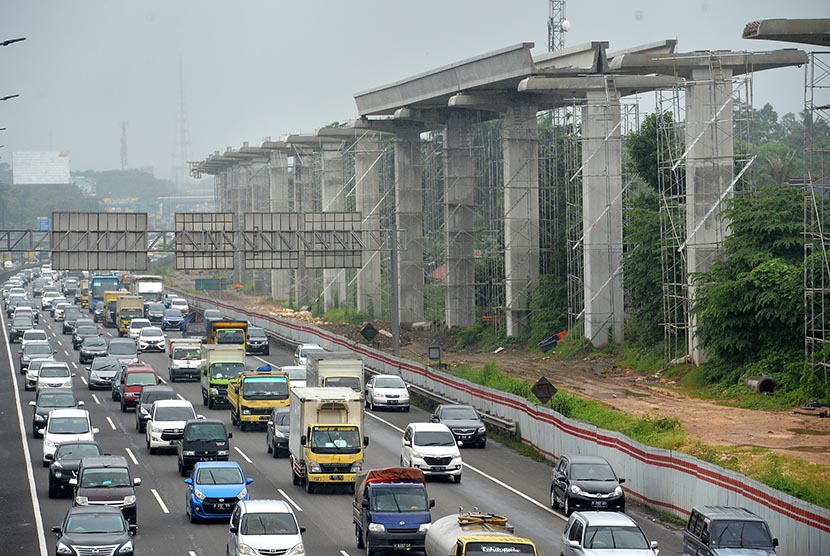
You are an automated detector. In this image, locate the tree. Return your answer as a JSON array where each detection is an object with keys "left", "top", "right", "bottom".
[{"left": 625, "top": 112, "right": 680, "bottom": 192}]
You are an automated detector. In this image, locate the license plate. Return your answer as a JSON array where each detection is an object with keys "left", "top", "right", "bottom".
[
  {"left": 591, "top": 500, "right": 608, "bottom": 507},
  {"left": 460, "top": 435, "right": 470, "bottom": 440},
  {"left": 394, "top": 544, "right": 411, "bottom": 550},
  {"left": 389, "top": 400, "right": 398, "bottom": 404},
  {"left": 431, "top": 466, "right": 446, "bottom": 472},
  {"left": 216, "top": 503, "right": 230, "bottom": 509},
  {"left": 330, "top": 474, "right": 344, "bottom": 481}
]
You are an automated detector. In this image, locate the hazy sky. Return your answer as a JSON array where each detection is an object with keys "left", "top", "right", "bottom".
[{"left": 2, "top": 0, "right": 827, "bottom": 180}]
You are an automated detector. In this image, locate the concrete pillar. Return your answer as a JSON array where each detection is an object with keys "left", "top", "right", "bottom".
[
  {"left": 269, "top": 151, "right": 291, "bottom": 301},
  {"left": 686, "top": 67, "right": 734, "bottom": 364},
  {"left": 395, "top": 130, "right": 425, "bottom": 324},
  {"left": 502, "top": 102, "right": 539, "bottom": 336},
  {"left": 355, "top": 135, "right": 382, "bottom": 317},
  {"left": 250, "top": 160, "right": 270, "bottom": 294},
  {"left": 582, "top": 86, "right": 624, "bottom": 346},
  {"left": 231, "top": 164, "right": 246, "bottom": 287},
  {"left": 321, "top": 143, "right": 348, "bottom": 311},
  {"left": 444, "top": 111, "right": 476, "bottom": 328},
  {"left": 293, "top": 152, "right": 316, "bottom": 307}
]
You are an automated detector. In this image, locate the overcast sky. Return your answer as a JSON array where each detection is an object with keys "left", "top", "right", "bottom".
[{"left": 2, "top": 0, "right": 827, "bottom": 180}]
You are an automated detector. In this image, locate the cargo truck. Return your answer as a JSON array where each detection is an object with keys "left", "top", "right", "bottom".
[
  {"left": 425, "top": 512, "right": 537, "bottom": 556},
  {"left": 206, "top": 319, "right": 248, "bottom": 349},
  {"left": 306, "top": 351, "right": 364, "bottom": 393},
  {"left": 103, "top": 290, "right": 128, "bottom": 328},
  {"left": 228, "top": 365, "right": 290, "bottom": 431},
  {"left": 289, "top": 387, "right": 368, "bottom": 493},
  {"left": 168, "top": 338, "right": 203, "bottom": 382},
  {"left": 79, "top": 279, "right": 90, "bottom": 308},
  {"left": 353, "top": 468, "right": 434, "bottom": 555},
  {"left": 116, "top": 295, "right": 145, "bottom": 336},
  {"left": 200, "top": 344, "right": 246, "bottom": 409},
  {"left": 132, "top": 274, "right": 164, "bottom": 304}
]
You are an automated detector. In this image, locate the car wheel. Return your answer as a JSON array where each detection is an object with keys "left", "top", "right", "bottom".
[
  {"left": 48, "top": 479, "right": 59, "bottom": 499},
  {"left": 550, "top": 488, "right": 559, "bottom": 509},
  {"left": 266, "top": 437, "right": 272, "bottom": 454},
  {"left": 291, "top": 468, "right": 301, "bottom": 486},
  {"left": 453, "top": 474, "right": 462, "bottom": 484},
  {"left": 240, "top": 421, "right": 248, "bottom": 432},
  {"left": 202, "top": 391, "right": 207, "bottom": 406},
  {"left": 564, "top": 494, "right": 572, "bottom": 516},
  {"left": 33, "top": 427, "right": 41, "bottom": 440},
  {"left": 120, "top": 400, "right": 126, "bottom": 412},
  {"left": 188, "top": 503, "right": 198, "bottom": 523},
  {"left": 111, "top": 390, "right": 117, "bottom": 401},
  {"left": 207, "top": 397, "right": 214, "bottom": 409},
  {"left": 403, "top": 405, "right": 410, "bottom": 412},
  {"left": 178, "top": 459, "right": 187, "bottom": 477},
  {"left": 478, "top": 439, "right": 487, "bottom": 449},
  {"left": 264, "top": 348, "right": 270, "bottom": 356},
  {"left": 42, "top": 459, "right": 49, "bottom": 468},
  {"left": 356, "top": 524, "right": 365, "bottom": 549},
  {"left": 305, "top": 480, "right": 315, "bottom": 494},
  {"left": 169, "top": 373, "right": 175, "bottom": 383},
  {"left": 368, "top": 397, "right": 374, "bottom": 411}
]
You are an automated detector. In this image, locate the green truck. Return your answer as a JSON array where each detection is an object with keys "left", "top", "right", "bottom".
[{"left": 200, "top": 344, "right": 246, "bottom": 409}]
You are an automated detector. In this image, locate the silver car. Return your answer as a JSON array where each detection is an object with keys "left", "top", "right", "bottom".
[{"left": 561, "top": 511, "right": 658, "bottom": 556}]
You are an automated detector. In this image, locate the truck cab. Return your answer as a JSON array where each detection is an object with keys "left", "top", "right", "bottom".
[
  {"left": 200, "top": 345, "right": 246, "bottom": 409},
  {"left": 228, "top": 367, "right": 290, "bottom": 431},
  {"left": 425, "top": 512, "right": 537, "bottom": 556}
]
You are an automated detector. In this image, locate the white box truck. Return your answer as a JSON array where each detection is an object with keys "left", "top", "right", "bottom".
[{"left": 305, "top": 351, "right": 364, "bottom": 394}]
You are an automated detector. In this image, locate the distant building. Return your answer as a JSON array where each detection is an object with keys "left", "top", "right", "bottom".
[
  {"left": 12, "top": 151, "right": 71, "bottom": 185},
  {"left": 70, "top": 175, "right": 97, "bottom": 196}
]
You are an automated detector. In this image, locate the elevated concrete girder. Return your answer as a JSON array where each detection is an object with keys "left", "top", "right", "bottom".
[
  {"left": 607, "top": 39, "right": 677, "bottom": 61},
  {"left": 533, "top": 41, "right": 609, "bottom": 74},
  {"left": 607, "top": 49, "right": 808, "bottom": 77},
  {"left": 518, "top": 75, "right": 684, "bottom": 98},
  {"left": 743, "top": 18, "right": 830, "bottom": 47}
]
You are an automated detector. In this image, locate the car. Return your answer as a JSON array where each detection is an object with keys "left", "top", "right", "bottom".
[
  {"left": 21, "top": 327, "right": 48, "bottom": 347},
  {"left": 430, "top": 404, "right": 486, "bottom": 447},
  {"left": 111, "top": 367, "right": 126, "bottom": 401},
  {"left": 48, "top": 440, "right": 103, "bottom": 498},
  {"left": 18, "top": 339, "right": 54, "bottom": 373},
  {"left": 400, "top": 422, "right": 462, "bottom": 483},
  {"left": 145, "top": 399, "right": 198, "bottom": 452},
  {"left": 161, "top": 308, "right": 184, "bottom": 330},
  {"left": 135, "top": 385, "right": 178, "bottom": 433},
  {"left": 266, "top": 406, "right": 290, "bottom": 458},
  {"left": 79, "top": 336, "right": 109, "bottom": 363},
  {"left": 227, "top": 499, "right": 305, "bottom": 556},
  {"left": 137, "top": 326, "right": 166, "bottom": 352},
  {"left": 169, "top": 297, "right": 189, "bottom": 315},
  {"left": 52, "top": 300, "right": 71, "bottom": 320},
  {"left": 107, "top": 337, "right": 138, "bottom": 366},
  {"left": 41, "top": 408, "right": 97, "bottom": 467},
  {"left": 8, "top": 314, "right": 35, "bottom": 343},
  {"left": 41, "top": 289, "right": 61, "bottom": 310},
  {"left": 86, "top": 357, "right": 122, "bottom": 390},
  {"left": 203, "top": 308, "right": 223, "bottom": 321},
  {"left": 32, "top": 278, "right": 48, "bottom": 297},
  {"left": 62, "top": 306, "right": 84, "bottom": 334},
  {"left": 145, "top": 302, "right": 165, "bottom": 324},
  {"left": 29, "top": 388, "right": 81, "bottom": 439},
  {"left": 562, "top": 511, "right": 659, "bottom": 556},
  {"left": 683, "top": 506, "right": 779, "bottom": 555},
  {"left": 281, "top": 365, "right": 307, "bottom": 389},
  {"left": 36, "top": 361, "right": 74, "bottom": 391},
  {"left": 294, "top": 343, "right": 324, "bottom": 366},
  {"left": 127, "top": 317, "right": 151, "bottom": 340},
  {"left": 73, "top": 323, "right": 101, "bottom": 350},
  {"left": 70, "top": 455, "right": 142, "bottom": 524},
  {"left": 246, "top": 327, "right": 270, "bottom": 355},
  {"left": 184, "top": 461, "right": 252, "bottom": 522},
  {"left": 92, "top": 300, "right": 105, "bottom": 322},
  {"left": 5, "top": 295, "right": 26, "bottom": 317},
  {"left": 365, "top": 374, "right": 411, "bottom": 412},
  {"left": 25, "top": 357, "right": 56, "bottom": 391},
  {"left": 50, "top": 506, "right": 136, "bottom": 556},
  {"left": 118, "top": 364, "right": 159, "bottom": 412},
  {"left": 12, "top": 303, "right": 38, "bottom": 324},
  {"left": 551, "top": 454, "right": 626, "bottom": 516},
  {"left": 172, "top": 419, "right": 232, "bottom": 477}
]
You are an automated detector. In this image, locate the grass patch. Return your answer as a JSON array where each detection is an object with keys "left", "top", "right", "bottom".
[
  {"left": 323, "top": 306, "right": 372, "bottom": 325},
  {"left": 668, "top": 366, "right": 809, "bottom": 411}
]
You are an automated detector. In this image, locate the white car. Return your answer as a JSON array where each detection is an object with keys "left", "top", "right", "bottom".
[
  {"left": 293, "top": 343, "right": 324, "bottom": 367},
  {"left": 128, "top": 318, "right": 152, "bottom": 340},
  {"left": 227, "top": 499, "right": 305, "bottom": 556},
  {"left": 145, "top": 399, "right": 198, "bottom": 453},
  {"left": 561, "top": 511, "right": 659, "bottom": 556},
  {"left": 36, "top": 362, "right": 74, "bottom": 391},
  {"left": 137, "top": 326, "right": 166, "bottom": 353},
  {"left": 25, "top": 357, "right": 56, "bottom": 391},
  {"left": 41, "top": 290, "right": 61, "bottom": 310},
  {"left": 400, "top": 422, "right": 462, "bottom": 483},
  {"left": 53, "top": 301, "right": 71, "bottom": 321},
  {"left": 41, "top": 408, "right": 98, "bottom": 467},
  {"left": 169, "top": 297, "right": 189, "bottom": 315},
  {"left": 21, "top": 328, "right": 48, "bottom": 348},
  {"left": 281, "top": 365, "right": 307, "bottom": 389},
  {"left": 365, "top": 374, "right": 410, "bottom": 411}
]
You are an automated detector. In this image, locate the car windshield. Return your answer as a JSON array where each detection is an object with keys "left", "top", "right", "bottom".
[
  {"left": 711, "top": 520, "right": 774, "bottom": 548},
  {"left": 300, "top": 347, "right": 323, "bottom": 357},
  {"left": 164, "top": 309, "right": 183, "bottom": 318},
  {"left": 284, "top": 367, "right": 306, "bottom": 381},
  {"left": 38, "top": 393, "right": 76, "bottom": 408},
  {"left": 440, "top": 407, "right": 478, "bottom": 420},
  {"left": 185, "top": 423, "right": 226, "bottom": 442},
  {"left": 77, "top": 326, "right": 99, "bottom": 336},
  {"left": 209, "top": 362, "right": 244, "bottom": 380},
  {"left": 26, "top": 344, "right": 53, "bottom": 356},
  {"left": 65, "top": 310, "right": 82, "bottom": 320},
  {"left": 465, "top": 543, "right": 536, "bottom": 556},
  {"left": 148, "top": 303, "right": 165, "bottom": 312},
  {"left": 91, "top": 359, "right": 120, "bottom": 372},
  {"left": 83, "top": 338, "right": 107, "bottom": 348},
  {"left": 242, "top": 377, "right": 289, "bottom": 400},
  {"left": 325, "top": 377, "right": 360, "bottom": 391},
  {"left": 142, "top": 328, "right": 163, "bottom": 337},
  {"left": 49, "top": 417, "right": 89, "bottom": 434},
  {"left": 12, "top": 317, "right": 32, "bottom": 326},
  {"left": 584, "top": 526, "right": 649, "bottom": 549},
  {"left": 195, "top": 467, "right": 243, "bottom": 485},
  {"left": 570, "top": 463, "right": 617, "bottom": 481},
  {"left": 155, "top": 406, "right": 195, "bottom": 421},
  {"left": 130, "top": 321, "right": 150, "bottom": 330},
  {"left": 375, "top": 377, "right": 405, "bottom": 388},
  {"left": 414, "top": 430, "right": 456, "bottom": 447},
  {"left": 126, "top": 372, "right": 156, "bottom": 386},
  {"left": 80, "top": 467, "right": 131, "bottom": 488},
  {"left": 273, "top": 411, "right": 290, "bottom": 426},
  {"left": 55, "top": 444, "right": 101, "bottom": 461},
  {"left": 141, "top": 391, "right": 174, "bottom": 404},
  {"left": 65, "top": 513, "right": 126, "bottom": 534},
  {"left": 108, "top": 342, "right": 136, "bottom": 355},
  {"left": 371, "top": 486, "right": 428, "bottom": 512},
  {"left": 174, "top": 347, "right": 200, "bottom": 360},
  {"left": 309, "top": 426, "right": 361, "bottom": 453},
  {"left": 241, "top": 513, "right": 299, "bottom": 535},
  {"left": 40, "top": 366, "right": 70, "bottom": 378},
  {"left": 249, "top": 329, "right": 266, "bottom": 339},
  {"left": 24, "top": 331, "right": 48, "bottom": 341}
]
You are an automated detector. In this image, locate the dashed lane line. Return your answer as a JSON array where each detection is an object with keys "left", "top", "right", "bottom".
[
  {"left": 125, "top": 447, "right": 139, "bottom": 465},
  {"left": 151, "top": 489, "right": 170, "bottom": 513},
  {"left": 91, "top": 393, "right": 100, "bottom": 405},
  {"left": 106, "top": 417, "right": 117, "bottom": 431},
  {"left": 234, "top": 446, "right": 253, "bottom": 464},
  {"left": 278, "top": 489, "right": 303, "bottom": 512}
]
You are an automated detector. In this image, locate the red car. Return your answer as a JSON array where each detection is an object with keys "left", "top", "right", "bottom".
[{"left": 118, "top": 364, "right": 159, "bottom": 413}]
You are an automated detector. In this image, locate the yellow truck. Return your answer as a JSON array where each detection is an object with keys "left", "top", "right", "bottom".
[
  {"left": 425, "top": 512, "right": 538, "bottom": 556},
  {"left": 79, "top": 279, "right": 90, "bottom": 308},
  {"left": 103, "top": 290, "right": 127, "bottom": 328},
  {"left": 206, "top": 319, "right": 248, "bottom": 349},
  {"left": 228, "top": 366, "right": 290, "bottom": 431},
  {"left": 116, "top": 295, "right": 145, "bottom": 336}
]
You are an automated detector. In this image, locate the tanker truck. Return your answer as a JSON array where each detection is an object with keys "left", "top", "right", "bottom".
[{"left": 425, "top": 511, "right": 537, "bottom": 556}]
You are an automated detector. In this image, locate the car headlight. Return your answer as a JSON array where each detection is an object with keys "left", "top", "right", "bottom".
[
  {"left": 123, "top": 495, "right": 136, "bottom": 506},
  {"left": 236, "top": 487, "right": 248, "bottom": 500},
  {"left": 183, "top": 450, "right": 195, "bottom": 456},
  {"left": 139, "top": 406, "right": 149, "bottom": 415},
  {"left": 56, "top": 542, "right": 73, "bottom": 555},
  {"left": 477, "top": 426, "right": 486, "bottom": 434},
  {"left": 194, "top": 488, "right": 206, "bottom": 501},
  {"left": 118, "top": 540, "right": 134, "bottom": 554},
  {"left": 34, "top": 414, "right": 45, "bottom": 422},
  {"left": 613, "top": 486, "right": 623, "bottom": 497},
  {"left": 368, "top": 523, "right": 386, "bottom": 532},
  {"left": 285, "top": 542, "right": 305, "bottom": 556},
  {"left": 75, "top": 495, "right": 88, "bottom": 505},
  {"left": 351, "top": 460, "right": 363, "bottom": 473},
  {"left": 217, "top": 450, "right": 229, "bottom": 456},
  {"left": 45, "top": 439, "right": 56, "bottom": 448},
  {"left": 151, "top": 423, "right": 164, "bottom": 434},
  {"left": 242, "top": 408, "right": 251, "bottom": 415},
  {"left": 238, "top": 544, "right": 257, "bottom": 556},
  {"left": 210, "top": 388, "right": 219, "bottom": 395},
  {"left": 308, "top": 462, "right": 321, "bottom": 473},
  {"left": 570, "top": 484, "right": 583, "bottom": 495},
  {"left": 273, "top": 429, "right": 285, "bottom": 438},
  {"left": 62, "top": 380, "right": 71, "bottom": 388},
  {"left": 418, "top": 523, "right": 431, "bottom": 533}
]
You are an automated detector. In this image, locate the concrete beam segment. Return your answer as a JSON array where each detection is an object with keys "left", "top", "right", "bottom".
[
  {"left": 443, "top": 111, "right": 476, "bottom": 328},
  {"left": 269, "top": 150, "right": 291, "bottom": 301},
  {"left": 607, "top": 49, "right": 808, "bottom": 77},
  {"left": 518, "top": 75, "right": 684, "bottom": 98},
  {"left": 685, "top": 66, "right": 735, "bottom": 365},
  {"left": 321, "top": 142, "right": 348, "bottom": 310},
  {"left": 355, "top": 135, "right": 383, "bottom": 317},
  {"left": 503, "top": 102, "right": 540, "bottom": 337},
  {"left": 319, "top": 119, "right": 421, "bottom": 138},
  {"left": 354, "top": 43, "right": 535, "bottom": 116},
  {"left": 743, "top": 18, "right": 830, "bottom": 48},
  {"left": 532, "top": 41, "right": 609, "bottom": 74},
  {"left": 582, "top": 85, "right": 624, "bottom": 347},
  {"left": 606, "top": 39, "right": 677, "bottom": 60},
  {"left": 395, "top": 129, "right": 425, "bottom": 325}
]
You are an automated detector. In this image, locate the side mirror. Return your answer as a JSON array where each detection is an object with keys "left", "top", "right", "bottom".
[
  {"left": 227, "top": 432, "right": 232, "bottom": 439},
  {"left": 403, "top": 440, "right": 411, "bottom": 447},
  {"left": 246, "top": 478, "right": 254, "bottom": 485},
  {"left": 650, "top": 541, "right": 659, "bottom": 550},
  {"left": 618, "top": 478, "right": 626, "bottom": 484},
  {"left": 267, "top": 421, "right": 273, "bottom": 426},
  {"left": 92, "top": 428, "right": 99, "bottom": 434},
  {"left": 69, "top": 478, "right": 78, "bottom": 486},
  {"left": 229, "top": 526, "right": 238, "bottom": 534},
  {"left": 37, "top": 428, "right": 45, "bottom": 435},
  {"left": 772, "top": 538, "right": 779, "bottom": 548},
  {"left": 429, "top": 499, "right": 436, "bottom": 508},
  {"left": 128, "top": 524, "right": 138, "bottom": 535},
  {"left": 51, "top": 526, "right": 61, "bottom": 535},
  {"left": 29, "top": 401, "right": 36, "bottom": 407},
  {"left": 300, "top": 435, "right": 307, "bottom": 446},
  {"left": 44, "top": 452, "right": 53, "bottom": 461},
  {"left": 183, "top": 478, "right": 193, "bottom": 485},
  {"left": 429, "top": 416, "right": 438, "bottom": 423},
  {"left": 364, "top": 436, "right": 370, "bottom": 447},
  {"left": 362, "top": 498, "right": 370, "bottom": 508},
  {"left": 196, "top": 414, "right": 205, "bottom": 420},
  {"left": 300, "top": 526, "right": 307, "bottom": 534},
  {"left": 133, "top": 478, "right": 142, "bottom": 486},
  {"left": 77, "top": 401, "right": 85, "bottom": 407},
  {"left": 568, "top": 540, "right": 580, "bottom": 548},
  {"left": 85, "top": 367, "right": 91, "bottom": 372}
]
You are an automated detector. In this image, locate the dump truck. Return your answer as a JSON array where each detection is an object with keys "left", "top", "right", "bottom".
[
  {"left": 168, "top": 338, "right": 203, "bottom": 382},
  {"left": 289, "top": 386, "right": 367, "bottom": 493},
  {"left": 425, "top": 512, "right": 537, "bottom": 556},
  {"left": 206, "top": 319, "right": 248, "bottom": 349},
  {"left": 228, "top": 365, "right": 290, "bottom": 431},
  {"left": 353, "top": 468, "right": 434, "bottom": 555},
  {"left": 306, "top": 351, "right": 364, "bottom": 394},
  {"left": 200, "top": 344, "right": 246, "bottom": 409},
  {"left": 116, "top": 295, "right": 145, "bottom": 336}
]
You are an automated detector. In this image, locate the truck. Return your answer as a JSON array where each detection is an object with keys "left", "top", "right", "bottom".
[
  {"left": 288, "top": 387, "right": 368, "bottom": 493},
  {"left": 206, "top": 319, "right": 248, "bottom": 349},
  {"left": 78, "top": 279, "right": 90, "bottom": 308},
  {"left": 425, "top": 512, "right": 538, "bottom": 556},
  {"left": 90, "top": 272, "right": 121, "bottom": 311},
  {"left": 116, "top": 295, "right": 145, "bottom": 336},
  {"left": 167, "top": 338, "right": 203, "bottom": 382},
  {"left": 103, "top": 290, "right": 128, "bottom": 328},
  {"left": 228, "top": 366, "right": 291, "bottom": 431},
  {"left": 132, "top": 274, "right": 165, "bottom": 304},
  {"left": 200, "top": 344, "right": 246, "bottom": 409},
  {"left": 306, "top": 351, "right": 364, "bottom": 393},
  {"left": 353, "top": 468, "right": 434, "bottom": 555}
]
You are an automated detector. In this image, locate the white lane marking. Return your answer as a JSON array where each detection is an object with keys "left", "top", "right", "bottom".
[
  {"left": 340, "top": 551, "right": 350, "bottom": 556},
  {"left": 71, "top": 362, "right": 78, "bottom": 369},
  {"left": 188, "top": 552, "right": 197, "bottom": 556},
  {"left": 80, "top": 375, "right": 88, "bottom": 385},
  {"left": 91, "top": 394, "right": 100, "bottom": 405},
  {"left": 254, "top": 356, "right": 269, "bottom": 365},
  {"left": 365, "top": 411, "right": 564, "bottom": 520},
  {"left": 234, "top": 446, "right": 253, "bottom": 464},
  {"left": 278, "top": 488, "right": 303, "bottom": 512},
  {"left": 177, "top": 394, "right": 186, "bottom": 401},
  {"left": 125, "top": 447, "right": 139, "bottom": 465},
  {"left": 151, "top": 488, "right": 170, "bottom": 513},
  {"left": 158, "top": 376, "right": 167, "bottom": 384},
  {"left": 64, "top": 349, "right": 70, "bottom": 357},
  {"left": 106, "top": 417, "right": 117, "bottom": 430}
]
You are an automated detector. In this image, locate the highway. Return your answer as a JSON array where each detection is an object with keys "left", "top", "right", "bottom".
[{"left": 0, "top": 302, "right": 685, "bottom": 556}]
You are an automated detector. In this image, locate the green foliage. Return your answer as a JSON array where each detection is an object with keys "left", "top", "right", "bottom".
[
  {"left": 527, "top": 275, "right": 568, "bottom": 345},
  {"left": 323, "top": 306, "right": 372, "bottom": 325},
  {"left": 625, "top": 112, "right": 680, "bottom": 191},
  {"left": 75, "top": 169, "right": 175, "bottom": 202}
]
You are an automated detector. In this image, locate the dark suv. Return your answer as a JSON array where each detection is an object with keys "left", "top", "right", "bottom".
[
  {"left": 683, "top": 506, "right": 778, "bottom": 555},
  {"left": 164, "top": 419, "right": 232, "bottom": 477},
  {"left": 430, "top": 404, "right": 487, "bottom": 448},
  {"left": 550, "top": 454, "right": 625, "bottom": 515},
  {"left": 70, "top": 455, "right": 141, "bottom": 524},
  {"left": 48, "top": 441, "right": 103, "bottom": 498},
  {"left": 246, "top": 327, "right": 270, "bottom": 355}
]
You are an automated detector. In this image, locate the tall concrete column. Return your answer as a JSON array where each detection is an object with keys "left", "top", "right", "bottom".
[
  {"left": 355, "top": 135, "right": 382, "bottom": 317},
  {"left": 686, "top": 67, "right": 734, "bottom": 364},
  {"left": 230, "top": 164, "right": 246, "bottom": 287},
  {"left": 444, "top": 111, "right": 476, "bottom": 328},
  {"left": 321, "top": 143, "right": 348, "bottom": 311},
  {"left": 395, "top": 130, "right": 425, "bottom": 324},
  {"left": 503, "top": 103, "right": 539, "bottom": 336},
  {"left": 269, "top": 151, "right": 291, "bottom": 301},
  {"left": 250, "top": 160, "right": 270, "bottom": 294},
  {"left": 582, "top": 86, "right": 624, "bottom": 346},
  {"left": 293, "top": 152, "right": 316, "bottom": 307}
]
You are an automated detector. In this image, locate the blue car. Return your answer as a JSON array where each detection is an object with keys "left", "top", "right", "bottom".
[
  {"left": 184, "top": 461, "right": 252, "bottom": 522},
  {"left": 161, "top": 308, "right": 184, "bottom": 331}
]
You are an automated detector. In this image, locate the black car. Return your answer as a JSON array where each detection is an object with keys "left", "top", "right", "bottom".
[
  {"left": 71, "top": 455, "right": 141, "bottom": 524},
  {"left": 51, "top": 506, "right": 136, "bottom": 556},
  {"left": 48, "top": 440, "right": 103, "bottom": 498},
  {"left": 550, "top": 454, "right": 626, "bottom": 515},
  {"left": 134, "top": 385, "right": 177, "bottom": 433},
  {"left": 246, "top": 327, "right": 270, "bottom": 355},
  {"left": 28, "top": 388, "right": 82, "bottom": 439},
  {"left": 145, "top": 302, "right": 165, "bottom": 324},
  {"left": 79, "top": 336, "right": 109, "bottom": 363},
  {"left": 62, "top": 307, "right": 84, "bottom": 334},
  {"left": 93, "top": 301, "right": 105, "bottom": 322},
  {"left": 8, "top": 315, "right": 35, "bottom": 343},
  {"left": 73, "top": 324, "right": 101, "bottom": 350},
  {"left": 166, "top": 419, "right": 232, "bottom": 477},
  {"left": 430, "top": 404, "right": 487, "bottom": 448},
  {"left": 266, "top": 406, "right": 290, "bottom": 458}
]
